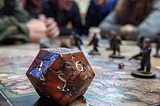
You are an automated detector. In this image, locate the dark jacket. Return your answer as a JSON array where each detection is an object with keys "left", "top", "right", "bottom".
[
  {"left": 42, "top": 1, "right": 83, "bottom": 35},
  {"left": 85, "top": 0, "right": 118, "bottom": 33}
]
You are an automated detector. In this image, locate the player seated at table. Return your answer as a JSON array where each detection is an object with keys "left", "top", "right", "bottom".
[
  {"left": 0, "top": 0, "right": 59, "bottom": 44},
  {"left": 42, "top": 0, "right": 83, "bottom": 35},
  {"left": 85, "top": 0, "right": 118, "bottom": 34},
  {"left": 18, "top": 0, "right": 26, "bottom": 8},
  {"left": 99, "top": 0, "right": 160, "bottom": 40}
]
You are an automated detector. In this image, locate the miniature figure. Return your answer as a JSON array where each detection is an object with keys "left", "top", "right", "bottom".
[
  {"left": 137, "top": 36, "right": 145, "bottom": 50},
  {"left": 106, "top": 31, "right": 115, "bottom": 50},
  {"left": 131, "top": 36, "right": 145, "bottom": 60},
  {"left": 129, "top": 38, "right": 156, "bottom": 78},
  {"left": 88, "top": 27, "right": 101, "bottom": 44},
  {"left": 60, "top": 39, "right": 71, "bottom": 48},
  {"left": 88, "top": 33, "right": 101, "bottom": 55},
  {"left": 109, "top": 31, "right": 125, "bottom": 59},
  {"left": 70, "top": 32, "right": 83, "bottom": 51},
  {"left": 153, "top": 34, "right": 160, "bottom": 58},
  {"left": 130, "top": 38, "right": 151, "bottom": 72}
]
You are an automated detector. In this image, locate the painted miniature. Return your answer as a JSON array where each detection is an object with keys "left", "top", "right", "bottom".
[
  {"left": 70, "top": 32, "right": 83, "bottom": 51},
  {"left": 109, "top": 31, "right": 125, "bottom": 59},
  {"left": 106, "top": 31, "right": 115, "bottom": 50},
  {"left": 88, "top": 33, "right": 101, "bottom": 55},
  {"left": 137, "top": 36, "right": 145, "bottom": 50},
  {"left": 129, "top": 38, "right": 156, "bottom": 78}
]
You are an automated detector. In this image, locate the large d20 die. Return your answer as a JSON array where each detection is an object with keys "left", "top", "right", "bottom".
[{"left": 26, "top": 48, "right": 95, "bottom": 105}]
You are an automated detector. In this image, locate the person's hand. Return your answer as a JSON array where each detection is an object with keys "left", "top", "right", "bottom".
[
  {"left": 27, "top": 19, "right": 47, "bottom": 42},
  {"left": 39, "top": 15, "right": 59, "bottom": 38},
  {"left": 46, "top": 18, "right": 60, "bottom": 38},
  {"left": 120, "top": 24, "right": 135, "bottom": 36}
]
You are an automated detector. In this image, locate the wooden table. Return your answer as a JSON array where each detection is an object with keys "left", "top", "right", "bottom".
[{"left": 0, "top": 38, "right": 159, "bottom": 106}]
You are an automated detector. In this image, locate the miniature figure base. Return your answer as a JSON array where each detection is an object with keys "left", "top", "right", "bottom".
[
  {"left": 153, "top": 54, "right": 160, "bottom": 58},
  {"left": 88, "top": 51, "right": 101, "bottom": 55},
  {"left": 109, "top": 55, "right": 125, "bottom": 59},
  {"left": 149, "top": 103, "right": 160, "bottom": 106},
  {"left": 106, "top": 48, "right": 112, "bottom": 50},
  {"left": 131, "top": 71, "right": 156, "bottom": 79}
]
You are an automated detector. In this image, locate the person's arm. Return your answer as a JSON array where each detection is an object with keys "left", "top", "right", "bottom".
[
  {"left": 13, "top": 7, "right": 30, "bottom": 35},
  {"left": 99, "top": 10, "right": 122, "bottom": 34},
  {"left": 86, "top": 1, "right": 97, "bottom": 28},
  {"left": 0, "top": 17, "right": 16, "bottom": 32},
  {"left": 0, "top": 17, "right": 28, "bottom": 35},
  {"left": 0, "top": 17, "right": 29, "bottom": 44},
  {"left": 15, "top": 7, "right": 31, "bottom": 23},
  {"left": 70, "top": 1, "right": 83, "bottom": 35},
  {"left": 127, "top": 0, "right": 160, "bottom": 40},
  {"left": 42, "top": 1, "right": 74, "bottom": 35}
]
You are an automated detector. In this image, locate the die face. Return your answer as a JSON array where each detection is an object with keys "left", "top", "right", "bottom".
[
  {"left": 26, "top": 48, "right": 95, "bottom": 105},
  {"left": 50, "top": 52, "right": 95, "bottom": 104},
  {"left": 27, "top": 49, "right": 59, "bottom": 79}
]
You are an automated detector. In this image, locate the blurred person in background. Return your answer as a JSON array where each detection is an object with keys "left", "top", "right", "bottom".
[
  {"left": 42, "top": 0, "right": 83, "bottom": 35},
  {"left": 24, "top": 0, "right": 42, "bottom": 18},
  {"left": 85, "top": 0, "right": 118, "bottom": 34},
  {"left": 99, "top": 0, "right": 160, "bottom": 40},
  {"left": 18, "top": 0, "right": 26, "bottom": 8},
  {"left": 23, "top": 0, "right": 60, "bottom": 41},
  {"left": 0, "top": 0, "right": 59, "bottom": 44},
  {"left": 0, "top": 0, "right": 30, "bottom": 44},
  {"left": 0, "top": 0, "right": 30, "bottom": 22}
]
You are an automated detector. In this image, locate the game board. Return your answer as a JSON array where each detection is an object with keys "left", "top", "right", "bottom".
[{"left": 0, "top": 38, "right": 159, "bottom": 106}]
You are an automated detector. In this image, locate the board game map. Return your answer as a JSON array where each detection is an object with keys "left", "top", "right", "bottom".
[{"left": 0, "top": 38, "right": 159, "bottom": 106}]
